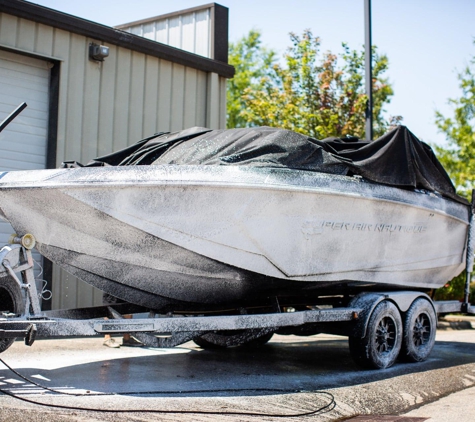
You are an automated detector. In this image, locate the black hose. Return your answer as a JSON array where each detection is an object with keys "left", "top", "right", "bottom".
[{"left": 0, "top": 357, "right": 335, "bottom": 417}]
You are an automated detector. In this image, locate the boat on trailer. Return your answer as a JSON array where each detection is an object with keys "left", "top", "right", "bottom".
[
  {"left": 0, "top": 114, "right": 474, "bottom": 369},
  {"left": 0, "top": 163, "right": 469, "bottom": 310}
]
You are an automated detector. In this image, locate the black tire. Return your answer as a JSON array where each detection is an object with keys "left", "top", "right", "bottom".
[
  {"left": 240, "top": 331, "right": 274, "bottom": 348},
  {"left": 399, "top": 298, "right": 436, "bottom": 362},
  {"left": 193, "top": 329, "right": 274, "bottom": 349},
  {"left": 193, "top": 334, "right": 227, "bottom": 349},
  {"left": 0, "top": 275, "right": 25, "bottom": 353},
  {"left": 349, "top": 300, "right": 402, "bottom": 369}
]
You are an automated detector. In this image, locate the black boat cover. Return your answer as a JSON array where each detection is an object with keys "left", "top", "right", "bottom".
[{"left": 62, "top": 125, "right": 467, "bottom": 205}]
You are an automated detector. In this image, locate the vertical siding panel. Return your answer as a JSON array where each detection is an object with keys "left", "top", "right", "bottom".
[
  {"left": 51, "top": 263, "right": 61, "bottom": 309},
  {"left": 92, "top": 286, "right": 103, "bottom": 306},
  {"left": 113, "top": 47, "right": 131, "bottom": 151},
  {"left": 17, "top": 18, "right": 36, "bottom": 51},
  {"left": 128, "top": 51, "right": 146, "bottom": 142},
  {"left": 0, "top": 13, "right": 18, "bottom": 48},
  {"left": 58, "top": 269, "right": 78, "bottom": 309},
  {"left": 64, "top": 34, "right": 86, "bottom": 162},
  {"left": 196, "top": 71, "right": 207, "bottom": 127},
  {"left": 81, "top": 42, "right": 101, "bottom": 163},
  {"left": 60, "top": 33, "right": 87, "bottom": 307},
  {"left": 35, "top": 23, "right": 54, "bottom": 57},
  {"left": 97, "top": 44, "right": 117, "bottom": 156},
  {"left": 143, "top": 56, "right": 159, "bottom": 135},
  {"left": 52, "top": 28, "right": 71, "bottom": 165},
  {"left": 80, "top": 42, "right": 115, "bottom": 307},
  {"left": 76, "top": 282, "right": 95, "bottom": 308},
  {"left": 51, "top": 28, "right": 71, "bottom": 309},
  {"left": 170, "top": 63, "right": 185, "bottom": 131},
  {"left": 183, "top": 67, "right": 198, "bottom": 128},
  {"left": 219, "top": 76, "right": 227, "bottom": 129},
  {"left": 206, "top": 72, "right": 219, "bottom": 129},
  {"left": 157, "top": 60, "right": 172, "bottom": 131},
  {"left": 123, "top": 8, "right": 212, "bottom": 59},
  {"left": 76, "top": 40, "right": 103, "bottom": 308}
]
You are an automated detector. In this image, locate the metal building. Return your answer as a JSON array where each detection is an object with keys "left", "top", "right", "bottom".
[
  {"left": 116, "top": 3, "right": 228, "bottom": 62},
  {"left": 0, "top": 0, "right": 233, "bottom": 310}
]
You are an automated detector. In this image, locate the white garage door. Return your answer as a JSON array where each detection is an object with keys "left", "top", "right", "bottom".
[{"left": 0, "top": 49, "right": 50, "bottom": 296}]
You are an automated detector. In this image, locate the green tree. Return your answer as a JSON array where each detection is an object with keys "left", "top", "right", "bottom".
[
  {"left": 227, "top": 30, "right": 276, "bottom": 128},
  {"left": 433, "top": 272, "right": 475, "bottom": 304},
  {"left": 434, "top": 51, "right": 475, "bottom": 199},
  {"left": 434, "top": 47, "right": 475, "bottom": 302},
  {"left": 228, "top": 29, "right": 394, "bottom": 139}
]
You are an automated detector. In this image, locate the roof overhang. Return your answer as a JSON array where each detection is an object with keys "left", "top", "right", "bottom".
[{"left": 0, "top": 0, "right": 235, "bottom": 78}]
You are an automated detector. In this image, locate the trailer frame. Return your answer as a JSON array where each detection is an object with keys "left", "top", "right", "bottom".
[{"left": 0, "top": 231, "right": 474, "bottom": 368}]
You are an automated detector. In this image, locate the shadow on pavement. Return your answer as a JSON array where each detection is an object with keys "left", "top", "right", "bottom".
[{"left": 1, "top": 335, "right": 475, "bottom": 398}]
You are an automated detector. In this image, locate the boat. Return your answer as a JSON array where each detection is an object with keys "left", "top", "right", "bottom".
[{"left": 0, "top": 125, "right": 470, "bottom": 312}]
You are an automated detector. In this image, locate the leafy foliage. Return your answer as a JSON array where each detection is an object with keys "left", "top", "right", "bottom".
[
  {"left": 227, "top": 30, "right": 394, "bottom": 139},
  {"left": 227, "top": 30, "right": 276, "bottom": 129},
  {"left": 434, "top": 49, "right": 475, "bottom": 300},
  {"left": 434, "top": 53, "right": 475, "bottom": 199},
  {"left": 433, "top": 272, "right": 475, "bottom": 304}
]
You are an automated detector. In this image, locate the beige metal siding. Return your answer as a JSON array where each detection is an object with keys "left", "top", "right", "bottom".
[
  {"left": 121, "top": 7, "right": 212, "bottom": 59},
  {"left": 0, "top": 11, "right": 227, "bottom": 309}
]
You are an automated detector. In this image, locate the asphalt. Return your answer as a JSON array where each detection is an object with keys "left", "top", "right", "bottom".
[{"left": 0, "top": 317, "right": 473, "bottom": 421}]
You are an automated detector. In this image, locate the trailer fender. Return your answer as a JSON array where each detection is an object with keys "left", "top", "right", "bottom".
[{"left": 349, "top": 291, "right": 435, "bottom": 339}]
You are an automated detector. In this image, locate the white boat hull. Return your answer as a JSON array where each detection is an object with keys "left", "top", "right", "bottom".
[{"left": 0, "top": 165, "right": 469, "bottom": 308}]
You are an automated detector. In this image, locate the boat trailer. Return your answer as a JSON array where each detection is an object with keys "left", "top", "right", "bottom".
[
  {"left": 1, "top": 103, "right": 475, "bottom": 369},
  {"left": 1, "top": 232, "right": 475, "bottom": 368}
]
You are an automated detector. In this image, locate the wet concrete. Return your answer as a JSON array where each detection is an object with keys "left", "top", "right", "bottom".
[
  {"left": 0, "top": 330, "right": 474, "bottom": 421},
  {"left": 404, "top": 384, "right": 475, "bottom": 421}
]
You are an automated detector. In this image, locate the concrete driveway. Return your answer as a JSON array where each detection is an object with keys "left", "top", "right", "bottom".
[{"left": 0, "top": 328, "right": 474, "bottom": 421}]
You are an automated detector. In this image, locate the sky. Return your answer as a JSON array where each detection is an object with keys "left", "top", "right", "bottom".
[{"left": 31, "top": 0, "right": 475, "bottom": 146}]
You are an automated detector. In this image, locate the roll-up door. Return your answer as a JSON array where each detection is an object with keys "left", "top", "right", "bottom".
[{"left": 0, "top": 49, "right": 50, "bottom": 304}]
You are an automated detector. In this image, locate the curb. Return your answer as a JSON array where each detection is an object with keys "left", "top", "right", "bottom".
[{"left": 437, "top": 315, "right": 475, "bottom": 330}]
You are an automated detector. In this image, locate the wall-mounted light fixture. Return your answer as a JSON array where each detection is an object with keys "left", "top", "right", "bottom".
[{"left": 89, "top": 43, "right": 109, "bottom": 62}]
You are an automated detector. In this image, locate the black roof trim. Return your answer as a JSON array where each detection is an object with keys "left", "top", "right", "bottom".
[{"left": 0, "top": 0, "right": 234, "bottom": 78}]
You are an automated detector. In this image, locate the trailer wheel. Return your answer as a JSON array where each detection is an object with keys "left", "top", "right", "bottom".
[
  {"left": 193, "top": 329, "right": 274, "bottom": 349},
  {"left": 349, "top": 300, "right": 402, "bottom": 369},
  {"left": 241, "top": 331, "right": 274, "bottom": 347},
  {"left": 192, "top": 334, "right": 226, "bottom": 349},
  {"left": 0, "top": 275, "right": 24, "bottom": 353},
  {"left": 399, "top": 298, "right": 436, "bottom": 362}
]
